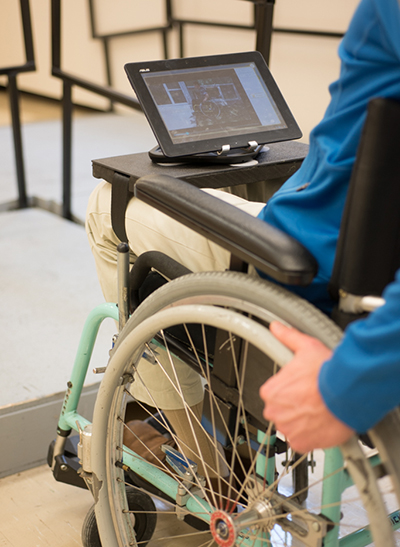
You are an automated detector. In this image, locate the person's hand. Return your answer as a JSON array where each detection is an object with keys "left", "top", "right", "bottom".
[{"left": 259, "top": 321, "right": 354, "bottom": 453}]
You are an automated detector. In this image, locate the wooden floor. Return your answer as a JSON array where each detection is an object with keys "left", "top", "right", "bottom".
[
  {"left": 0, "top": 465, "right": 93, "bottom": 546},
  {"left": 2, "top": 457, "right": 400, "bottom": 546}
]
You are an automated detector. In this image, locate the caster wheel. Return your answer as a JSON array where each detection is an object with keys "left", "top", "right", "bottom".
[{"left": 82, "top": 487, "right": 157, "bottom": 547}]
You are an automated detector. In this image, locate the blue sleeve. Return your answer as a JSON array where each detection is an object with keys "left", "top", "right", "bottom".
[
  {"left": 319, "top": 269, "right": 400, "bottom": 432},
  {"left": 257, "top": 0, "right": 400, "bottom": 314}
]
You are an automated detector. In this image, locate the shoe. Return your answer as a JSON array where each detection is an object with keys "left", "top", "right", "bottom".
[{"left": 123, "top": 419, "right": 175, "bottom": 466}]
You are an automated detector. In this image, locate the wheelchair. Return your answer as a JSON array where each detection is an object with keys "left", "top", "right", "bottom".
[{"left": 48, "top": 98, "right": 400, "bottom": 547}]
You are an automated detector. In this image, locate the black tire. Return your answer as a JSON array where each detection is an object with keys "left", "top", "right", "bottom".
[{"left": 82, "top": 487, "right": 157, "bottom": 547}]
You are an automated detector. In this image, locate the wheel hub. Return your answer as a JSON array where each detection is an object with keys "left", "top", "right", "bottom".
[
  {"left": 210, "top": 511, "right": 236, "bottom": 547},
  {"left": 210, "top": 498, "right": 277, "bottom": 547}
]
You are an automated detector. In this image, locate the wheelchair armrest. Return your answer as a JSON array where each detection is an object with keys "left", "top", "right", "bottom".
[{"left": 134, "top": 174, "right": 318, "bottom": 286}]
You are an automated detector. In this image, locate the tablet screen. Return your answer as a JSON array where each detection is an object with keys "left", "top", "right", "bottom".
[{"left": 125, "top": 52, "right": 301, "bottom": 157}]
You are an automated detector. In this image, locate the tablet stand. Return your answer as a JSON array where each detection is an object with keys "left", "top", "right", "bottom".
[{"left": 148, "top": 142, "right": 264, "bottom": 165}]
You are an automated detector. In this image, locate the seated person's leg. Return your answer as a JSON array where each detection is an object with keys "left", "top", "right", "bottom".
[
  {"left": 85, "top": 180, "right": 263, "bottom": 483},
  {"left": 86, "top": 180, "right": 264, "bottom": 303},
  {"left": 131, "top": 343, "right": 228, "bottom": 479}
]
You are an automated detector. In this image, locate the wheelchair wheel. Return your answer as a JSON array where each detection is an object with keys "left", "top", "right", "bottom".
[
  {"left": 200, "top": 101, "right": 220, "bottom": 118},
  {"left": 91, "top": 272, "right": 398, "bottom": 547}
]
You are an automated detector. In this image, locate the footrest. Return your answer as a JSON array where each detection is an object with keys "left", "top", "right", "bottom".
[{"left": 47, "top": 436, "right": 87, "bottom": 489}]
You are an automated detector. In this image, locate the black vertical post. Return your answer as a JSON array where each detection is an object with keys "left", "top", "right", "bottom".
[
  {"left": 165, "top": 0, "right": 172, "bottom": 23},
  {"left": 62, "top": 80, "right": 73, "bottom": 220},
  {"left": 162, "top": 29, "right": 169, "bottom": 59},
  {"left": 179, "top": 22, "right": 184, "bottom": 58},
  {"left": 164, "top": 0, "right": 172, "bottom": 58},
  {"left": 102, "top": 38, "right": 114, "bottom": 111},
  {"left": 102, "top": 38, "right": 112, "bottom": 87},
  {"left": 52, "top": 0, "right": 73, "bottom": 220},
  {"left": 255, "top": 0, "right": 275, "bottom": 65},
  {"left": 51, "top": 0, "right": 61, "bottom": 71},
  {"left": 20, "top": 0, "right": 35, "bottom": 65},
  {"left": 88, "top": 0, "right": 113, "bottom": 110},
  {"left": 8, "top": 73, "right": 28, "bottom": 209}
]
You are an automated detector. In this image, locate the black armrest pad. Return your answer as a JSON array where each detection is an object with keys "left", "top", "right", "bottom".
[{"left": 135, "top": 174, "right": 317, "bottom": 286}]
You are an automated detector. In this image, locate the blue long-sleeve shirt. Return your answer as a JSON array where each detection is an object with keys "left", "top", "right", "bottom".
[
  {"left": 320, "top": 270, "right": 400, "bottom": 431},
  {"left": 258, "top": 0, "right": 400, "bottom": 430},
  {"left": 258, "top": 0, "right": 400, "bottom": 315}
]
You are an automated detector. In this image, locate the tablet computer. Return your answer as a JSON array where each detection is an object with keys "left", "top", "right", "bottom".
[{"left": 124, "top": 51, "right": 302, "bottom": 162}]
